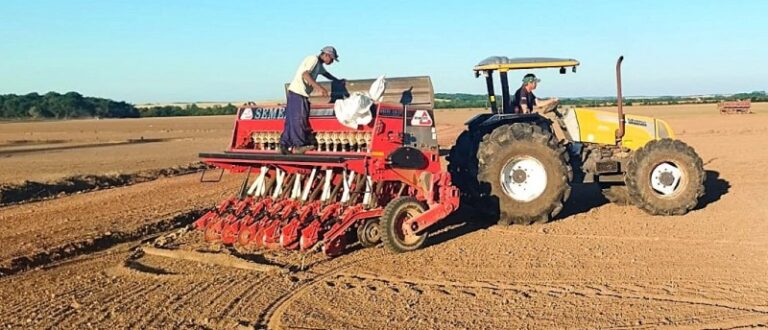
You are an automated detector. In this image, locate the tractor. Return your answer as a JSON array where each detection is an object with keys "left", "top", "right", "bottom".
[
  {"left": 189, "top": 56, "right": 705, "bottom": 258},
  {"left": 447, "top": 56, "right": 705, "bottom": 225}
]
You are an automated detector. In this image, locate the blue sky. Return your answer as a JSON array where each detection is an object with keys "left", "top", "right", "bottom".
[{"left": 1, "top": 0, "right": 766, "bottom": 103}]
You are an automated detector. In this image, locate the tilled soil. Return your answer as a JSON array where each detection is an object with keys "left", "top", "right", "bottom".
[
  {"left": 0, "top": 174, "right": 239, "bottom": 275},
  {"left": 0, "top": 162, "right": 209, "bottom": 206},
  {"left": 0, "top": 105, "right": 767, "bottom": 329},
  {"left": 0, "top": 116, "right": 232, "bottom": 183}
]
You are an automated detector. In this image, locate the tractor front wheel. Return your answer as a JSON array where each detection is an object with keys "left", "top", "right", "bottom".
[
  {"left": 380, "top": 197, "right": 428, "bottom": 253},
  {"left": 625, "top": 139, "right": 705, "bottom": 215}
]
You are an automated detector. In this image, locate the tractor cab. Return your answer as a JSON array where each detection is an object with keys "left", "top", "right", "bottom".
[{"left": 472, "top": 57, "right": 579, "bottom": 115}]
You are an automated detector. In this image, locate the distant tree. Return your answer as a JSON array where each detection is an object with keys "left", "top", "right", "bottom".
[
  {"left": 0, "top": 92, "right": 139, "bottom": 119},
  {"left": 137, "top": 103, "right": 238, "bottom": 118}
]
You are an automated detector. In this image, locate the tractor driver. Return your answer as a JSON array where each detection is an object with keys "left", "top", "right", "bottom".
[
  {"left": 512, "top": 73, "right": 559, "bottom": 114},
  {"left": 280, "top": 46, "right": 345, "bottom": 155}
]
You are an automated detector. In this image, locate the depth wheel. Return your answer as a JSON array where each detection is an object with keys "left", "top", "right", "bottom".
[
  {"left": 357, "top": 218, "right": 381, "bottom": 248},
  {"left": 625, "top": 139, "right": 705, "bottom": 215},
  {"left": 380, "top": 197, "right": 428, "bottom": 253}
]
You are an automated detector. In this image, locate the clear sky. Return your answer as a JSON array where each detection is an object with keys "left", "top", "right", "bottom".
[{"left": 1, "top": 0, "right": 766, "bottom": 103}]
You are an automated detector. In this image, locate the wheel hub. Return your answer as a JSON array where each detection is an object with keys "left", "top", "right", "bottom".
[
  {"left": 659, "top": 171, "right": 675, "bottom": 186},
  {"left": 363, "top": 222, "right": 380, "bottom": 242},
  {"left": 512, "top": 169, "right": 528, "bottom": 183},
  {"left": 500, "top": 157, "right": 548, "bottom": 202},
  {"left": 398, "top": 208, "right": 422, "bottom": 245},
  {"left": 650, "top": 162, "right": 682, "bottom": 196}
]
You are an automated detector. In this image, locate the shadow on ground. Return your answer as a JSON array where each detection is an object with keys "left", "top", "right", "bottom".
[
  {"left": 426, "top": 204, "right": 494, "bottom": 248},
  {"left": 558, "top": 183, "right": 607, "bottom": 219},
  {"left": 696, "top": 170, "right": 730, "bottom": 210},
  {"left": 425, "top": 171, "right": 727, "bottom": 249}
]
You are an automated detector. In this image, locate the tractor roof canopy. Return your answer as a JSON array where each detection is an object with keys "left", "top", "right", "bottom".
[
  {"left": 473, "top": 57, "right": 580, "bottom": 75},
  {"left": 472, "top": 57, "right": 580, "bottom": 114}
]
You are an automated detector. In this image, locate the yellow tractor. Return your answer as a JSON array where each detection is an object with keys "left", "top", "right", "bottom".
[{"left": 448, "top": 56, "right": 705, "bottom": 225}]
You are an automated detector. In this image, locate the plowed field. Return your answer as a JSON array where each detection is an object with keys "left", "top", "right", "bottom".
[{"left": 1, "top": 104, "right": 766, "bottom": 329}]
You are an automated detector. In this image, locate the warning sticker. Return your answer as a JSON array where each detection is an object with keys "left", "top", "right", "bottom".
[{"left": 410, "top": 110, "right": 433, "bottom": 127}]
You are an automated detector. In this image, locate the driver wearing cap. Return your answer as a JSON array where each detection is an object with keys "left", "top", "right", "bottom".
[
  {"left": 512, "top": 73, "right": 559, "bottom": 114},
  {"left": 280, "top": 46, "right": 345, "bottom": 154}
]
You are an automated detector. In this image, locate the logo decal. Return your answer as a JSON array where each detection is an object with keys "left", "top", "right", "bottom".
[
  {"left": 410, "top": 110, "right": 433, "bottom": 126},
  {"left": 627, "top": 118, "right": 648, "bottom": 127}
]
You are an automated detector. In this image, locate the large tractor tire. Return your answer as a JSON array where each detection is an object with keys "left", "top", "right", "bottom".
[
  {"left": 447, "top": 131, "right": 482, "bottom": 203},
  {"left": 477, "top": 123, "right": 572, "bottom": 225},
  {"left": 600, "top": 184, "right": 632, "bottom": 205},
  {"left": 380, "top": 197, "right": 428, "bottom": 253},
  {"left": 625, "top": 138, "right": 705, "bottom": 215}
]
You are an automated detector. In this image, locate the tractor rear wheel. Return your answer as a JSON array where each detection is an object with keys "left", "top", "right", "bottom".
[
  {"left": 477, "top": 123, "right": 572, "bottom": 225},
  {"left": 357, "top": 218, "right": 381, "bottom": 248},
  {"left": 447, "top": 131, "right": 482, "bottom": 202},
  {"left": 380, "top": 197, "right": 428, "bottom": 253},
  {"left": 625, "top": 139, "right": 705, "bottom": 215}
]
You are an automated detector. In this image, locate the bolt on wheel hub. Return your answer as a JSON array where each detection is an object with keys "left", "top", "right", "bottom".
[
  {"left": 512, "top": 169, "right": 528, "bottom": 183},
  {"left": 650, "top": 162, "right": 682, "bottom": 196}
]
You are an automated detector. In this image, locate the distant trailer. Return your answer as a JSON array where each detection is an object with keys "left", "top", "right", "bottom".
[{"left": 718, "top": 100, "right": 752, "bottom": 114}]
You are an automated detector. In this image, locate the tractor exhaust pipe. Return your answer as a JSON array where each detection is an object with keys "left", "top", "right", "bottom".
[{"left": 615, "top": 56, "right": 626, "bottom": 145}]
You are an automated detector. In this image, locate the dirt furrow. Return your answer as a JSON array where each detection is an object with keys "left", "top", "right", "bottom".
[
  {"left": 0, "top": 173, "right": 239, "bottom": 276},
  {"left": 0, "top": 210, "right": 203, "bottom": 276},
  {"left": 0, "top": 162, "right": 210, "bottom": 206}
]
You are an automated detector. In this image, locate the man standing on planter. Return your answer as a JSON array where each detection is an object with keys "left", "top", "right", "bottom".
[{"left": 280, "top": 46, "right": 344, "bottom": 155}]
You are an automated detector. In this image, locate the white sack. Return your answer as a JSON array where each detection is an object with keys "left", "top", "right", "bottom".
[{"left": 333, "top": 75, "right": 386, "bottom": 129}]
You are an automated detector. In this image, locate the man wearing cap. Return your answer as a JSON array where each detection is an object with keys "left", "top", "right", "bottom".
[
  {"left": 280, "top": 46, "right": 344, "bottom": 154},
  {"left": 512, "top": 73, "right": 559, "bottom": 114}
]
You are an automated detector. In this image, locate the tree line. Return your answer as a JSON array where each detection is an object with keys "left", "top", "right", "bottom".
[
  {"left": 0, "top": 92, "right": 139, "bottom": 119},
  {"left": 2, "top": 90, "right": 764, "bottom": 120},
  {"left": 138, "top": 103, "right": 238, "bottom": 117},
  {"left": 0, "top": 92, "right": 238, "bottom": 119}
]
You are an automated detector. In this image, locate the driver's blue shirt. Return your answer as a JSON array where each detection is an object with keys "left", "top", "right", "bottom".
[{"left": 512, "top": 87, "right": 536, "bottom": 114}]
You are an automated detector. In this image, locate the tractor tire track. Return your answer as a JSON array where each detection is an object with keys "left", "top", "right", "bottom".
[
  {"left": 331, "top": 273, "right": 768, "bottom": 316},
  {"left": 2, "top": 242, "right": 154, "bottom": 319},
  {"left": 129, "top": 280, "right": 217, "bottom": 329},
  {"left": 217, "top": 276, "right": 273, "bottom": 321},
  {"left": 487, "top": 227, "right": 767, "bottom": 247},
  {"left": 260, "top": 249, "right": 389, "bottom": 330},
  {"left": 65, "top": 282, "right": 165, "bottom": 328}
]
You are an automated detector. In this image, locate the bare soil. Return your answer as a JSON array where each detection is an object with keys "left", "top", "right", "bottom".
[
  {"left": 0, "top": 116, "right": 232, "bottom": 184},
  {"left": 0, "top": 104, "right": 767, "bottom": 329}
]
